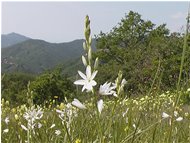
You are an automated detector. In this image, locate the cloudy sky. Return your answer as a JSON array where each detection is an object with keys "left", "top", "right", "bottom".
[{"left": 2, "top": 2, "right": 188, "bottom": 43}]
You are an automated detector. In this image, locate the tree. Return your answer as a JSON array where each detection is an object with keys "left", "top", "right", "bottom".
[{"left": 95, "top": 11, "right": 185, "bottom": 95}]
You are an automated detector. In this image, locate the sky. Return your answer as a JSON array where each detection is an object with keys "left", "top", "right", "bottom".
[{"left": 1, "top": 1, "right": 188, "bottom": 43}]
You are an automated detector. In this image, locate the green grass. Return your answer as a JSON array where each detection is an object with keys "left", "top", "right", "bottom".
[{"left": 1, "top": 90, "right": 190, "bottom": 143}]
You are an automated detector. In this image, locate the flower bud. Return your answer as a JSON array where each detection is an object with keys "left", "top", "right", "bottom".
[
  {"left": 88, "top": 47, "right": 92, "bottom": 61},
  {"left": 82, "top": 56, "right": 87, "bottom": 66},
  {"left": 15, "top": 114, "right": 19, "bottom": 120},
  {"left": 94, "top": 57, "right": 99, "bottom": 70},
  {"left": 83, "top": 42, "right": 87, "bottom": 51}
]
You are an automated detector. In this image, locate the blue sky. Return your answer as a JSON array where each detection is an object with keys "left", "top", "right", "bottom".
[{"left": 2, "top": 2, "right": 188, "bottom": 43}]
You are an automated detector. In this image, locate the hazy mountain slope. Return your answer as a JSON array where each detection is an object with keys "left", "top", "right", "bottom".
[
  {"left": 1, "top": 32, "right": 30, "bottom": 48},
  {"left": 1, "top": 38, "right": 96, "bottom": 74}
]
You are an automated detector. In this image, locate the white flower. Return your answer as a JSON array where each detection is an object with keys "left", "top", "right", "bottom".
[
  {"left": 74, "top": 65, "right": 97, "bottom": 92},
  {"left": 50, "top": 124, "right": 55, "bottom": 129},
  {"left": 97, "top": 99, "right": 104, "bottom": 114},
  {"left": 99, "top": 82, "right": 116, "bottom": 96},
  {"left": 174, "top": 111, "right": 178, "bottom": 117},
  {"left": 162, "top": 112, "right": 170, "bottom": 118},
  {"left": 21, "top": 124, "right": 28, "bottom": 131},
  {"left": 5, "top": 117, "right": 9, "bottom": 125},
  {"left": 176, "top": 117, "right": 183, "bottom": 122},
  {"left": 23, "top": 107, "right": 43, "bottom": 130},
  {"left": 55, "top": 130, "right": 61, "bottom": 136},
  {"left": 3, "top": 129, "right": 9, "bottom": 133},
  {"left": 24, "top": 107, "right": 43, "bottom": 121},
  {"left": 72, "top": 98, "right": 86, "bottom": 109},
  {"left": 38, "top": 123, "right": 42, "bottom": 128}
]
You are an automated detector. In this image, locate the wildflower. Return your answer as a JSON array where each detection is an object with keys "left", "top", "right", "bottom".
[
  {"left": 162, "top": 112, "right": 170, "bottom": 118},
  {"left": 23, "top": 106, "right": 43, "bottom": 130},
  {"left": 50, "top": 124, "right": 55, "bottom": 129},
  {"left": 176, "top": 117, "right": 183, "bottom": 122},
  {"left": 174, "top": 111, "right": 178, "bottom": 117},
  {"left": 55, "top": 130, "right": 61, "bottom": 136},
  {"left": 3, "top": 129, "right": 9, "bottom": 133},
  {"left": 72, "top": 98, "right": 86, "bottom": 109},
  {"left": 97, "top": 99, "right": 103, "bottom": 114},
  {"left": 75, "top": 139, "right": 81, "bottom": 143},
  {"left": 99, "top": 82, "right": 116, "bottom": 96},
  {"left": 74, "top": 65, "right": 97, "bottom": 92},
  {"left": 24, "top": 107, "right": 43, "bottom": 121},
  {"left": 5, "top": 117, "right": 9, "bottom": 124}
]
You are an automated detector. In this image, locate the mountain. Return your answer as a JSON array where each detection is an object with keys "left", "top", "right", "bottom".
[
  {"left": 1, "top": 38, "right": 96, "bottom": 74},
  {"left": 1, "top": 32, "right": 31, "bottom": 48}
]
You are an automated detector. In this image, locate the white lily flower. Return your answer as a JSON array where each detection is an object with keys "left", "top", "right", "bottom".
[
  {"left": 74, "top": 65, "right": 97, "bottom": 92},
  {"left": 176, "top": 117, "right": 183, "bottom": 122},
  {"left": 99, "top": 82, "right": 116, "bottom": 96},
  {"left": 72, "top": 98, "right": 86, "bottom": 109},
  {"left": 97, "top": 99, "right": 104, "bottom": 114},
  {"left": 162, "top": 112, "right": 170, "bottom": 118},
  {"left": 55, "top": 130, "right": 61, "bottom": 136},
  {"left": 5, "top": 117, "right": 9, "bottom": 125}
]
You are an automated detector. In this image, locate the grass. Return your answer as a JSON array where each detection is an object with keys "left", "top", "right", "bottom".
[{"left": 1, "top": 90, "right": 190, "bottom": 143}]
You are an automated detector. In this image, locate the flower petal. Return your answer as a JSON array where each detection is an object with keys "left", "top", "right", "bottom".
[
  {"left": 72, "top": 98, "right": 86, "bottom": 109},
  {"left": 74, "top": 80, "right": 86, "bottom": 85},
  {"left": 91, "top": 80, "right": 97, "bottom": 86},
  {"left": 97, "top": 99, "right": 104, "bottom": 114},
  {"left": 86, "top": 66, "right": 91, "bottom": 79},
  {"left": 78, "top": 71, "right": 87, "bottom": 80},
  {"left": 91, "top": 70, "right": 98, "bottom": 80}
]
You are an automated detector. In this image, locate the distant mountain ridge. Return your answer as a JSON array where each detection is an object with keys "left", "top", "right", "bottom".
[
  {"left": 1, "top": 32, "right": 31, "bottom": 48},
  {"left": 1, "top": 34, "right": 96, "bottom": 74}
]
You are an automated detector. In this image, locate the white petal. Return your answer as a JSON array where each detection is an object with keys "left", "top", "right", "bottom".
[
  {"left": 3, "top": 129, "right": 9, "bottom": 133},
  {"left": 91, "top": 70, "right": 98, "bottom": 80},
  {"left": 21, "top": 125, "right": 28, "bottom": 131},
  {"left": 72, "top": 98, "right": 86, "bottom": 109},
  {"left": 86, "top": 66, "right": 91, "bottom": 79},
  {"left": 176, "top": 117, "right": 183, "bottom": 122},
  {"left": 85, "top": 83, "right": 93, "bottom": 91},
  {"left": 174, "top": 111, "right": 178, "bottom": 117},
  {"left": 162, "top": 112, "right": 170, "bottom": 118},
  {"left": 50, "top": 124, "right": 55, "bottom": 129},
  {"left": 90, "top": 80, "right": 97, "bottom": 86},
  {"left": 74, "top": 80, "right": 86, "bottom": 85},
  {"left": 78, "top": 71, "right": 87, "bottom": 80},
  {"left": 97, "top": 99, "right": 104, "bottom": 114}
]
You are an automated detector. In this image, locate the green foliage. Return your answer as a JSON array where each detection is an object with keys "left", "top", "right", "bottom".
[
  {"left": 1, "top": 72, "right": 35, "bottom": 106},
  {"left": 30, "top": 67, "right": 75, "bottom": 105},
  {"left": 95, "top": 11, "right": 189, "bottom": 95}
]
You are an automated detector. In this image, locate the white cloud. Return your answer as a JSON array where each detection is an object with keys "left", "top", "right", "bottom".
[{"left": 171, "top": 12, "right": 186, "bottom": 19}]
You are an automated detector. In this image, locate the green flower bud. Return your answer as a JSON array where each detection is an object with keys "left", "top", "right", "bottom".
[
  {"left": 83, "top": 42, "right": 87, "bottom": 51},
  {"left": 15, "top": 114, "right": 19, "bottom": 120},
  {"left": 88, "top": 47, "right": 92, "bottom": 62},
  {"left": 94, "top": 57, "right": 99, "bottom": 70}
]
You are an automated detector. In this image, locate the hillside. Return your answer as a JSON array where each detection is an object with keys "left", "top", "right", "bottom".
[
  {"left": 1, "top": 38, "right": 96, "bottom": 74},
  {"left": 1, "top": 32, "right": 31, "bottom": 48}
]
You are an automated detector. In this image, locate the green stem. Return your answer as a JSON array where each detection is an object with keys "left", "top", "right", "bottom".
[{"left": 63, "top": 121, "right": 72, "bottom": 143}]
